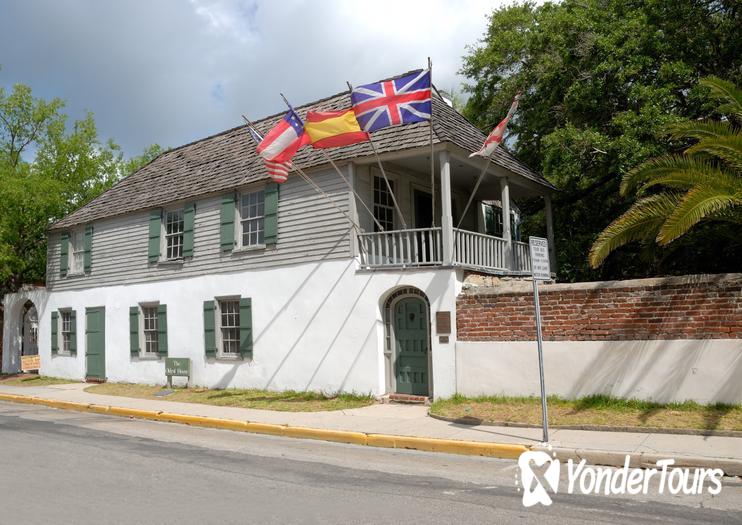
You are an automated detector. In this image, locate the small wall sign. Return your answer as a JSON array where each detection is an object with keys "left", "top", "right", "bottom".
[{"left": 436, "top": 311, "right": 451, "bottom": 335}]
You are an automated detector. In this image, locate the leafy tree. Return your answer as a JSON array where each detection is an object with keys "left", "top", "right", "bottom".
[
  {"left": 0, "top": 81, "right": 161, "bottom": 297},
  {"left": 590, "top": 77, "right": 742, "bottom": 267},
  {"left": 462, "top": 0, "right": 742, "bottom": 281}
]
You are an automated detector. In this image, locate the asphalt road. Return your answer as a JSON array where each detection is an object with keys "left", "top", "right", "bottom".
[{"left": 0, "top": 401, "right": 740, "bottom": 524}]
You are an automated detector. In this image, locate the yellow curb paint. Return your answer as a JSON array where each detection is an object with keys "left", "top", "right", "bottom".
[
  {"left": 0, "top": 393, "right": 530, "bottom": 460},
  {"left": 243, "top": 421, "right": 288, "bottom": 437},
  {"left": 157, "top": 412, "right": 248, "bottom": 432},
  {"left": 366, "top": 434, "right": 397, "bottom": 449},
  {"left": 282, "top": 426, "right": 369, "bottom": 446}
]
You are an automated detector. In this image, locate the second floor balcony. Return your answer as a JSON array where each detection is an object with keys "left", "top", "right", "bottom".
[{"left": 350, "top": 146, "right": 555, "bottom": 276}]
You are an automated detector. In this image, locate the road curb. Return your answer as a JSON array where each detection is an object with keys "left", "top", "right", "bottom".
[
  {"left": 532, "top": 445, "right": 742, "bottom": 477},
  {"left": 4, "top": 392, "right": 739, "bottom": 474},
  {"left": 0, "top": 393, "right": 528, "bottom": 459}
]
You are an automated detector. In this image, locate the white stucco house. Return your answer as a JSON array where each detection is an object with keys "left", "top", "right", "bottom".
[{"left": 2, "top": 87, "right": 555, "bottom": 399}]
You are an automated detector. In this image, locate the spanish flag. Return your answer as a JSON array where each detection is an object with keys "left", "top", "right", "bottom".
[{"left": 304, "top": 109, "right": 370, "bottom": 149}]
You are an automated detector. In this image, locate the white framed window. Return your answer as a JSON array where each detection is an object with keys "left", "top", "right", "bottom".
[
  {"left": 68, "top": 229, "right": 84, "bottom": 275},
  {"left": 164, "top": 209, "right": 184, "bottom": 260},
  {"left": 60, "top": 310, "right": 72, "bottom": 353},
  {"left": 218, "top": 299, "right": 240, "bottom": 356},
  {"left": 373, "top": 176, "right": 395, "bottom": 232},
  {"left": 141, "top": 306, "right": 159, "bottom": 356},
  {"left": 239, "top": 189, "right": 265, "bottom": 247}
]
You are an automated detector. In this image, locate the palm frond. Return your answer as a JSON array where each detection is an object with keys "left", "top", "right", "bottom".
[
  {"left": 700, "top": 77, "right": 742, "bottom": 120},
  {"left": 684, "top": 133, "right": 742, "bottom": 171},
  {"left": 665, "top": 119, "right": 735, "bottom": 141},
  {"left": 589, "top": 193, "right": 681, "bottom": 268},
  {"left": 657, "top": 186, "right": 742, "bottom": 245},
  {"left": 621, "top": 156, "right": 738, "bottom": 196}
]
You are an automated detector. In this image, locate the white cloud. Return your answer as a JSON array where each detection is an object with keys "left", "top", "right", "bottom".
[{"left": 0, "top": 0, "right": 503, "bottom": 156}]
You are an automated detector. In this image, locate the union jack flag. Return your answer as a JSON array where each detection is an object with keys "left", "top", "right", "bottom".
[{"left": 350, "top": 69, "right": 431, "bottom": 133}]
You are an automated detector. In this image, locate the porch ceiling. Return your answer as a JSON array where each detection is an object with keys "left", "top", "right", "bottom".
[{"left": 364, "top": 148, "right": 550, "bottom": 202}]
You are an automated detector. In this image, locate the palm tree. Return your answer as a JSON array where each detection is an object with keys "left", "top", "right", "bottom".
[{"left": 589, "top": 77, "right": 742, "bottom": 268}]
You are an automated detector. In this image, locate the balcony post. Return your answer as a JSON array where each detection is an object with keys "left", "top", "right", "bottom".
[
  {"left": 439, "top": 150, "right": 454, "bottom": 265},
  {"left": 544, "top": 193, "right": 556, "bottom": 275},
  {"left": 500, "top": 176, "right": 513, "bottom": 270}
]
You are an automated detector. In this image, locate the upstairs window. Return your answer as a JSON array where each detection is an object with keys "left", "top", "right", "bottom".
[
  {"left": 68, "top": 229, "right": 84, "bottom": 274},
  {"left": 218, "top": 299, "right": 240, "bottom": 355},
  {"left": 164, "top": 209, "right": 184, "bottom": 260},
  {"left": 240, "top": 190, "right": 265, "bottom": 247},
  {"left": 373, "top": 176, "right": 395, "bottom": 232}
]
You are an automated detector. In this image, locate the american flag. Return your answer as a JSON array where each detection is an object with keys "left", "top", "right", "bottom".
[
  {"left": 247, "top": 124, "right": 293, "bottom": 183},
  {"left": 470, "top": 92, "right": 521, "bottom": 158},
  {"left": 351, "top": 69, "right": 431, "bottom": 133}
]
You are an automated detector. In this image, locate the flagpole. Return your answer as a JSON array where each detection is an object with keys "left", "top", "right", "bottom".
[
  {"left": 428, "top": 57, "right": 435, "bottom": 228},
  {"left": 345, "top": 80, "right": 407, "bottom": 231},
  {"left": 319, "top": 149, "right": 385, "bottom": 232},
  {"left": 241, "top": 114, "right": 363, "bottom": 233},
  {"left": 276, "top": 94, "right": 384, "bottom": 232}
]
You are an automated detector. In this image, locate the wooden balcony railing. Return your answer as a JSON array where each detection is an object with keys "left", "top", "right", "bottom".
[
  {"left": 357, "top": 227, "right": 442, "bottom": 268},
  {"left": 357, "top": 227, "right": 532, "bottom": 273},
  {"left": 452, "top": 228, "right": 508, "bottom": 271},
  {"left": 512, "top": 240, "right": 532, "bottom": 273}
]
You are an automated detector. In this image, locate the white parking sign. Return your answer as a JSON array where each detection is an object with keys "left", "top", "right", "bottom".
[{"left": 529, "top": 237, "right": 551, "bottom": 280}]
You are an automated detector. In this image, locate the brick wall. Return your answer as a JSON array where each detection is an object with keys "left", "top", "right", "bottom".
[{"left": 457, "top": 274, "right": 742, "bottom": 341}]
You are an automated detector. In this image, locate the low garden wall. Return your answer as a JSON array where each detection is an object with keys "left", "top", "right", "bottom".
[{"left": 455, "top": 274, "right": 742, "bottom": 404}]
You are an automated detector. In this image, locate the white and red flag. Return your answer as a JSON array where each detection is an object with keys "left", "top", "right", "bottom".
[
  {"left": 470, "top": 92, "right": 521, "bottom": 158},
  {"left": 249, "top": 108, "right": 309, "bottom": 183}
]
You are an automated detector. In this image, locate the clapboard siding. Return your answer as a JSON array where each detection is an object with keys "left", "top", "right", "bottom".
[{"left": 47, "top": 169, "right": 353, "bottom": 291}]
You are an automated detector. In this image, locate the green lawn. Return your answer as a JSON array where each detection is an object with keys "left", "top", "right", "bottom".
[
  {"left": 86, "top": 383, "right": 375, "bottom": 412},
  {"left": 0, "top": 374, "right": 79, "bottom": 387},
  {"left": 430, "top": 394, "right": 742, "bottom": 432}
]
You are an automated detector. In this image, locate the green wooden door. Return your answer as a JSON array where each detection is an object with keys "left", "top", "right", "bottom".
[
  {"left": 394, "top": 297, "right": 429, "bottom": 395},
  {"left": 85, "top": 307, "right": 106, "bottom": 380}
]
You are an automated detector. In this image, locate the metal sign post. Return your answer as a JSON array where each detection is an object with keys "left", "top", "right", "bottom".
[{"left": 528, "top": 236, "right": 551, "bottom": 443}]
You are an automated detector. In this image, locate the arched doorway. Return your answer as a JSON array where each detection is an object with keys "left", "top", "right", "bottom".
[
  {"left": 22, "top": 301, "right": 39, "bottom": 357},
  {"left": 383, "top": 287, "right": 431, "bottom": 397}
]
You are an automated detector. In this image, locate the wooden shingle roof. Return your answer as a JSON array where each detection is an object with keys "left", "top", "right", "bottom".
[{"left": 51, "top": 89, "right": 553, "bottom": 230}]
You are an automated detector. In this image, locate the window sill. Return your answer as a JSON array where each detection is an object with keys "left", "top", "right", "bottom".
[
  {"left": 211, "top": 354, "right": 249, "bottom": 361},
  {"left": 134, "top": 355, "right": 163, "bottom": 361},
  {"left": 64, "top": 272, "right": 86, "bottom": 278},
  {"left": 157, "top": 259, "right": 185, "bottom": 267},
  {"left": 53, "top": 352, "right": 75, "bottom": 357},
  {"left": 232, "top": 245, "right": 266, "bottom": 254}
]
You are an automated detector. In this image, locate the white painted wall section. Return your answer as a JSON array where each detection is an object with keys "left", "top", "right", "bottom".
[
  {"left": 11, "top": 259, "right": 458, "bottom": 398},
  {"left": 456, "top": 340, "right": 742, "bottom": 404}
]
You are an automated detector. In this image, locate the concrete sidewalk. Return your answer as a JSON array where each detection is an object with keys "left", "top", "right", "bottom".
[{"left": 1, "top": 383, "right": 740, "bottom": 473}]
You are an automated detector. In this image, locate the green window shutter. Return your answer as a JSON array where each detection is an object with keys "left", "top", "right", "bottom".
[
  {"left": 129, "top": 306, "right": 140, "bottom": 356},
  {"left": 220, "top": 193, "right": 236, "bottom": 252},
  {"left": 239, "top": 297, "right": 253, "bottom": 358},
  {"left": 51, "top": 311, "right": 59, "bottom": 354},
  {"left": 69, "top": 310, "right": 77, "bottom": 355},
  {"left": 204, "top": 300, "right": 216, "bottom": 356},
  {"left": 157, "top": 304, "right": 168, "bottom": 357},
  {"left": 59, "top": 232, "right": 69, "bottom": 277},
  {"left": 183, "top": 203, "right": 196, "bottom": 257},
  {"left": 264, "top": 183, "right": 279, "bottom": 246},
  {"left": 148, "top": 209, "right": 162, "bottom": 262},
  {"left": 83, "top": 224, "right": 93, "bottom": 273}
]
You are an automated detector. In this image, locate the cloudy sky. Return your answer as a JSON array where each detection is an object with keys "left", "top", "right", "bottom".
[{"left": 0, "top": 0, "right": 505, "bottom": 158}]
